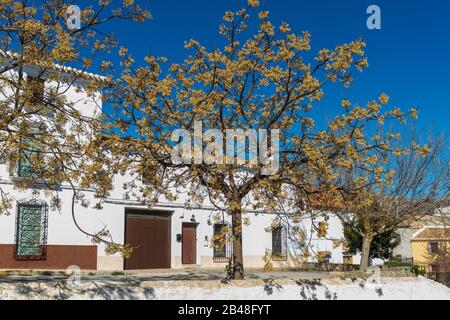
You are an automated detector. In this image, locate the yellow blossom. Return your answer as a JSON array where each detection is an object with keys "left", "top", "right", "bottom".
[
  {"left": 279, "top": 22, "right": 291, "bottom": 33},
  {"left": 119, "top": 47, "right": 128, "bottom": 56},
  {"left": 258, "top": 11, "right": 269, "bottom": 19},
  {"left": 409, "top": 108, "right": 419, "bottom": 119},
  {"left": 378, "top": 93, "right": 389, "bottom": 104},
  {"left": 223, "top": 11, "right": 234, "bottom": 22},
  {"left": 341, "top": 99, "right": 351, "bottom": 108}
]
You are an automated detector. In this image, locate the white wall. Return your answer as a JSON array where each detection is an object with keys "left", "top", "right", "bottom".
[
  {"left": 0, "top": 178, "right": 357, "bottom": 270},
  {"left": 0, "top": 66, "right": 357, "bottom": 270}
]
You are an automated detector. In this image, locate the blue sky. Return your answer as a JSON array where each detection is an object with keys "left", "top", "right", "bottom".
[{"left": 101, "top": 0, "right": 449, "bottom": 136}]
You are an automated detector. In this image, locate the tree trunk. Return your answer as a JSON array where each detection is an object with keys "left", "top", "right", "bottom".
[
  {"left": 359, "top": 234, "right": 373, "bottom": 272},
  {"left": 231, "top": 202, "right": 244, "bottom": 280}
]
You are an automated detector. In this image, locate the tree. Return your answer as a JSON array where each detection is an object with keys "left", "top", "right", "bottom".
[
  {"left": 316, "top": 133, "right": 448, "bottom": 271},
  {"left": 344, "top": 222, "right": 400, "bottom": 262},
  {"left": 0, "top": 0, "right": 150, "bottom": 255},
  {"left": 106, "top": 1, "right": 425, "bottom": 279}
]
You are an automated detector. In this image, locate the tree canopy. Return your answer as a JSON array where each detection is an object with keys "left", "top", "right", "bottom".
[{"left": 103, "top": 1, "right": 441, "bottom": 278}]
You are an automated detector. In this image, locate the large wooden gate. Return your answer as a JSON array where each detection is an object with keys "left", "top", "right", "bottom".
[{"left": 124, "top": 210, "right": 171, "bottom": 270}]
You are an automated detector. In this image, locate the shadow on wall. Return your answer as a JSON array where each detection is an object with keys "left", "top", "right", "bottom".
[
  {"left": 0, "top": 276, "right": 393, "bottom": 300},
  {"left": 261, "top": 278, "right": 340, "bottom": 300},
  {"left": 4, "top": 279, "right": 156, "bottom": 300},
  {"left": 295, "top": 279, "right": 338, "bottom": 300},
  {"left": 261, "top": 277, "right": 386, "bottom": 300}
]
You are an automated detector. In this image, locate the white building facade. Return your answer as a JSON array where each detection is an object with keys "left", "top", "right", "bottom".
[{"left": 0, "top": 63, "right": 355, "bottom": 271}]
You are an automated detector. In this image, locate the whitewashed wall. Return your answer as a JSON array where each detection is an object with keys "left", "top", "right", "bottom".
[{"left": 0, "top": 67, "right": 358, "bottom": 271}]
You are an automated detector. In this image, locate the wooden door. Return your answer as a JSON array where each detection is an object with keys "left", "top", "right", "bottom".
[
  {"left": 124, "top": 210, "right": 171, "bottom": 269},
  {"left": 182, "top": 223, "right": 196, "bottom": 264}
]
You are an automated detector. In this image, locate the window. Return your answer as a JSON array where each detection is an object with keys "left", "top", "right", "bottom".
[
  {"left": 430, "top": 264, "right": 440, "bottom": 273},
  {"left": 15, "top": 201, "right": 48, "bottom": 260},
  {"left": 272, "top": 225, "right": 287, "bottom": 260},
  {"left": 343, "top": 254, "right": 353, "bottom": 265},
  {"left": 24, "top": 76, "right": 56, "bottom": 118},
  {"left": 26, "top": 76, "right": 45, "bottom": 106},
  {"left": 317, "top": 251, "right": 332, "bottom": 263},
  {"left": 429, "top": 241, "right": 439, "bottom": 254},
  {"left": 212, "top": 223, "right": 231, "bottom": 262},
  {"left": 141, "top": 162, "right": 159, "bottom": 185},
  {"left": 142, "top": 166, "right": 154, "bottom": 185},
  {"left": 18, "top": 129, "right": 43, "bottom": 178}
]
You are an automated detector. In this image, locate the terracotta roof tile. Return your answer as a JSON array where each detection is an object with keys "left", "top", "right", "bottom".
[{"left": 412, "top": 227, "right": 450, "bottom": 241}]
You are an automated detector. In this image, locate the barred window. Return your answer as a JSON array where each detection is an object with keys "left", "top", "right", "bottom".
[
  {"left": 15, "top": 201, "right": 48, "bottom": 260},
  {"left": 430, "top": 264, "right": 440, "bottom": 273},
  {"left": 213, "top": 223, "right": 232, "bottom": 262},
  {"left": 18, "top": 144, "right": 40, "bottom": 178},
  {"left": 26, "top": 76, "right": 45, "bottom": 106},
  {"left": 272, "top": 225, "right": 287, "bottom": 260},
  {"left": 18, "top": 126, "right": 43, "bottom": 178},
  {"left": 24, "top": 76, "right": 55, "bottom": 117},
  {"left": 141, "top": 163, "right": 160, "bottom": 185},
  {"left": 142, "top": 166, "right": 154, "bottom": 185},
  {"left": 429, "top": 241, "right": 439, "bottom": 254}
]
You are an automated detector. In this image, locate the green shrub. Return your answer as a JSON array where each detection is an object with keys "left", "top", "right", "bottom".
[
  {"left": 385, "top": 260, "right": 411, "bottom": 268},
  {"left": 384, "top": 256, "right": 413, "bottom": 268},
  {"left": 410, "top": 265, "right": 426, "bottom": 276}
]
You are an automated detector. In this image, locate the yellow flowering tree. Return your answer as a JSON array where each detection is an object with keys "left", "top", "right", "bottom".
[
  {"left": 0, "top": 0, "right": 149, "bottom": 256},
  {"left": 107, "top": 1, "right": 447, "bottom": 278}
]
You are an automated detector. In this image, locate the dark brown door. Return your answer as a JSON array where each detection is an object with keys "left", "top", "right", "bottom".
[
  {"left": 124, "top": 210, "right": 171, "bottom": 269},
  {"left": 182, "top": 222, "right": 197, "bottom": 264}
]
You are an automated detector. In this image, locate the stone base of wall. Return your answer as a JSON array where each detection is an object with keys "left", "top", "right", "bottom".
[
  {"left": 173, "top": 255, "right": 285, "bottom": 269},
  {"left": 0, "top": 244, "right": 97, "bottom": 270},
  {"left": 178, "top": 255, "right": 303, "bottom": 269},
  {"left": 292, "top": 262, "right": 359, "bottom": 272},
  {"left": 243, "top": 255, "right": 305, "bottom": 269},
  {"left": 97, "top": 256, "right": 123, "bottom": 271},
  {"left": 171, "top": 256, "right": 182, "bottom": 269},
  {"left": 331, "top": 267, "right": 415, "bottom": 279}
]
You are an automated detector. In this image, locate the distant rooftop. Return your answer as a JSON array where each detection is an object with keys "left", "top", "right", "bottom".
[{"left": 412, "top": 226, "right": 450, "bottom": 241}]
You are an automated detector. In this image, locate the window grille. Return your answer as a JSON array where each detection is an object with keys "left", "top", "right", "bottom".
[
  {"left": 213, "top": 223, "right": 232, "bottom": 262},
  {"left": 429, "top": 241, "right": 439, "bottom": 254},
  {"left": 18, "top": 126, "right": 43, "bottom": 178},
  {"left": 15, "top": 200, "right": 48, "bottom": 260},
  {"left": 272, "top": 225, "right": 287, "bottom": 260}
]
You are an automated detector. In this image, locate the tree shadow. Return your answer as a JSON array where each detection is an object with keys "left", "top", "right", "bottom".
[
  {"left": 262, "top": 278, "right": 283, "bottom": 295},
  {"left": 295, "top": 279, "right": 337, "bottom": 300},
  {"left": 356, "top": 279, "right": 384, "bottom": 297},
  {"left": 9, "top": 279, "right": 156, "bottom": 300},
  {"left": 375, "top": 287, "right": 383, "bottom": 296}
]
